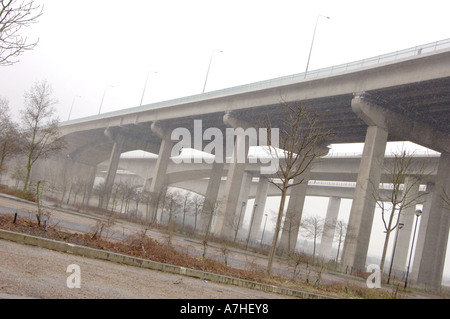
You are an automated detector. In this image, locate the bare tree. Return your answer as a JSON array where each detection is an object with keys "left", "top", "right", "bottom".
[
  {"left": 0, "top": 96, "right": 22, "bottom": 174},
  {"left": 262, "top": 101, "right": 331, "bottom": 274},
  {"left": 280, "top": 206, "right": 299, "bottom": 253},
  {"left": 375, "top": 150, "right": 429, "bottom": 272},
  {"left": 333, "top": 219, "right": 347, "bottom": 268},
  {"left": 180, "top": 191, "right": 192, "bottom": 231},
  {"left": 288, "top": 251, "right": 310, "bottom": 279},
  {"left": 191, "top": 194, "right": 203, "bottom": 232},
  {"left": 201, "top": 199, "right": 220, "bottom": 259},
  {"left": 300, "top": 215, "right": 325, "bottom": 263},
  {"left": 0, "top": 0, "right": 43, "bottom": 66},
  {"left": 140, "top": 190, "right": 152, "bottom": 221},
  {"left": 20, "top": 80, "right": 66, "bottom": 193},
  {"left": 229, "top": 201, "right": 245, "bottom": 242},
  {"left": 162, "top": 189, "right": 182, "bottom": 246}
]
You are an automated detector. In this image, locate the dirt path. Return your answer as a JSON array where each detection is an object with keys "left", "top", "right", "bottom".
[{"left": 0, "top": 239, "right": 292, "bottom": 299}]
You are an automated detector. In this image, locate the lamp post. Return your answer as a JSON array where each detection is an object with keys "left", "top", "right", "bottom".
[
  {"left": 140, "top": 71, "right": 157, "bottom": 106},
  {"left": 404, "top": 209, "right": 423, "bottom": 289},
  {"left": 387, "top": 222, "right": 404, "bottom": 284},
  {"left": 98, "top": 85, "right": 114, "bottom": 114},
  {"left": 304, "top": 15, "right": 330, "bottom": 78},
  {"left": 67, "top": 95, "right": 81, "bottom": 121},
  {"left": 202, "top": 49, "right": 223, "bottom": 93}
]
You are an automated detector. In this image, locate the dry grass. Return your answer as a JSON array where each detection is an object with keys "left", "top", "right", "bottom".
[
  {"left": 0, "top": 212, "right": 404, "bottom": 299},
  {"left": 0, "top": 185, "right": 36, "bottom": 202}
]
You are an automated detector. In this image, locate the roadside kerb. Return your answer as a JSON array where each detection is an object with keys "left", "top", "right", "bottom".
[{"left": 0, "top": 229, "right": 332, "bottom": 299}]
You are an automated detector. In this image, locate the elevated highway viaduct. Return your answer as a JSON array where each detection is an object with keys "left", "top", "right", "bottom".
[
  {"left": 27, "top": 38, "right": 450, "bottom": 290},
  {"left": 92, "top": 152, "right": 439, "bottom": 281}
]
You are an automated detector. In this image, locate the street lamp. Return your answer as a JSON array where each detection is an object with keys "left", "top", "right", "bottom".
[
  {"left": 98, "top": 85, "right": 114, "bottom": 114},
  {"left": 202, "top": 49, "right": 223, "bottom": 93},
  {"left": 67, "top": 95, "right": 81, "bottom": 121},
  {"left": 387, "top": 222, "right": 404, "bottom": 284},
  {"left": 140, "top": 71, "right": 157, "bottom": 106},
  {"left": 404, "top": 209, "right": 423, "bottom": 289},
  {"left": 304, "top": 15, "right": 330, "bottom": 78}
]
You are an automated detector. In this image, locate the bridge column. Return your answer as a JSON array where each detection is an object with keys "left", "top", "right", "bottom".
[
  {"left": 319, "top": 196, "right": 341, "bottom": 261},
  {"left": 146, "top": 122, "right": 173, "bottom": 222},
  {"left": 410, "top": 182, "right": 434, "bottom": 282},
  {"left": 279, "top": 170, "right": 311, "bottom": 254},
  {"left": 199, "top": 161, "right": 225, "bottom": 234},
  {"left": 213, "top": 134, "right": 250, "bottom": 238},
  {"left": 234, "top": 172, "right": 254, "bottom": 240},
  {"left": 99, "top": 128, "right": 125, "bottom": 209},
  {"left": 391, "top": 176, "right": 420, "bottom": 275},
  {"left": 341, "top": 95, "right": 388, "bottom": 271},
  {"left": 249, "top": 176, "right": 269, "bottom": 243},
  {"left": 213, "top": 113, "right": 252, "bottom": 239},
  {"left": 416, "top": 153, "right": 450, "bottom": 291}
]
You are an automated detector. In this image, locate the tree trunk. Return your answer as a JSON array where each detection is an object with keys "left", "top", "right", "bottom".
[{"left": 267, "top": 185, "right": 288, "bottom": 274}]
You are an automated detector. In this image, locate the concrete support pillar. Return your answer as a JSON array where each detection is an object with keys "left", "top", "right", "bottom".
[
  {"left": 234, "top": 172, "right": 253, "bottom": 239},
  {"left": 249, "top": 176, "right": 270, "bottom": 243},
  {"left": 341, "top": 125, "right": 387, "bottom": 271},
  {"left": 416, "top": 153, "right": 450, "bottom": 291},
  {"left": 341, "top": 95, "right": 388, "bottom": 271},
  {"left": 146, "top": 122, "right": 173, "bottom": 222},
  {"left": 213, "top": 133, "right": 249, "bottom": 238},
  {"left": 410, "top": 182, "right": 434, "bottom": 282},
  {"left": 319, "top": 196, "right": 341, "bottom": 261},
  {"left": 279, "top": 170, "right": 311, "bottom": 254},
  {"left": 199, "top": 161, "right": 224, "bottom": 234},
  {"left": 213, "top": 112, "right": 256, "bottom": 239},
  {"left": 391, "top": 176, "right": 420, "bottom": 274},
  {"left": 99, "top": 130, "right": 125, "bottom": 209}
]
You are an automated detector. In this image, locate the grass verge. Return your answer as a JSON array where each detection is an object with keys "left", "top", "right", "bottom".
[{"left": 0, "top": 212, "right": 404, "bottom": 299}]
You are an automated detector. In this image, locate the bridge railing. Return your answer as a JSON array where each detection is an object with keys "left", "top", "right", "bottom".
[
  {"left": 195, "top": 38, "right": 450, "bottom": 98},
  {"left": 309, "top": 38, "right": 450, "bottom": 78},
  {"left": 63, "top": 38, "right": 450, "bottom": 125},
  {"left": 206, "top": 38, "right": 450, "bottom": 94}
]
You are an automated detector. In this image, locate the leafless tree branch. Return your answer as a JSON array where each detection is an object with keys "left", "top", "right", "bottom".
[{"left": 0, "top": 0, "right": 43, "bottom": 66}]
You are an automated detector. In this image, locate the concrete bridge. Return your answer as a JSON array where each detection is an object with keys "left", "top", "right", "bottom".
[
  {"left": 31, "top": 38, "right": 450, "bottom": 290},
  {"left": 91, "top": 151, "right": 438, "bottom": 280}
]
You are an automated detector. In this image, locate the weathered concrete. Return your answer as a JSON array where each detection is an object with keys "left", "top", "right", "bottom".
[
  {"left": 391, "top": 176, "right": 420, "bottom": 274},
  {"left": 416, "top": 153, "right": 450, "bottom": 290},
  {"left": 199, "top": 161, "right": 224, "bottom": 234},
  {"left": 213, "top": 113, "right": 253, "bottom": 239},
  {"left": 213, "top": 134, "right": 249, "bottom": 238},
  {"left": 249, "top": 176, "right": 270, "bottom": 243},
  {"left": 319, "top": 197, "right": 341, "bottom": 260},
  {"left": 279, "top": 172, "right": 311, "bottom": 254},
  {"left": 410, "top": 182, "right": 434, "bottom": 282},
  {"left": 99, "top": 128, "right": 125, "bottom": 209},
  {"left": 341, "top": 96, "right": 388, "bottom": 271}
]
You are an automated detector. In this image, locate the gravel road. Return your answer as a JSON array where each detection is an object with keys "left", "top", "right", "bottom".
[{"left": 0, "top": 239, "right": 292, "bottom": 299}]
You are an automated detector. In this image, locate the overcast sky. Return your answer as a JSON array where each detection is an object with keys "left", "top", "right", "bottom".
[
  {"left": 1, "top": 0, "right": 449, "bottom": 123},
  {"left": 1, "top": 0, "right": 449, "bottom": 279}
]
